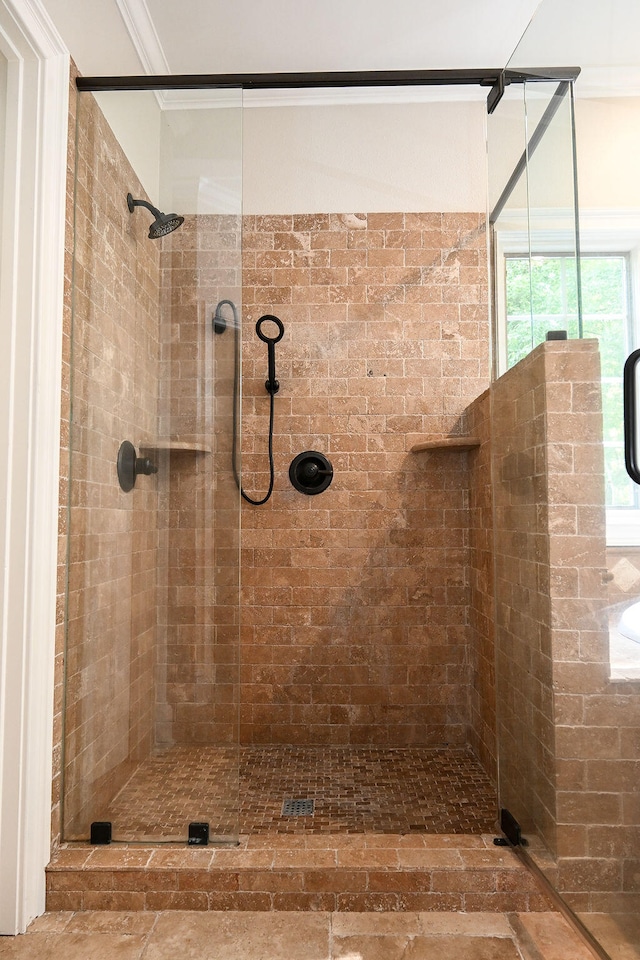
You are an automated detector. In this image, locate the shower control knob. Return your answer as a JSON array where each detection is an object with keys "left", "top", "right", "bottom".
[
  {"left": 300, "top": 462, "right": 331, "bottom": 482},
  {"left": 289, "top": 451, "right": 333, "bottom": 495}
]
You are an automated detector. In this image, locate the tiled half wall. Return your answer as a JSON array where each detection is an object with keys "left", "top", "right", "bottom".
[{"left": 491, "top": 339, "right": 640, "bottom": 915}]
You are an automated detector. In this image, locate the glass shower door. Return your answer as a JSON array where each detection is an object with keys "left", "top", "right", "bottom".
[
  {"left": 62, "top": 86, "right": 242, "bottom": 844},
  {"left": 489, "top": 3, "right": 640, "bottom": 953}
]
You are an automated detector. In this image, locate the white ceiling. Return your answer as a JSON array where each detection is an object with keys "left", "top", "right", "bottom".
[
  {"left": 38, "top": 0, "right": 640, "bottom": 99},
  {"left": 41, "top": 0, "right": 543, "bottom": 79}
]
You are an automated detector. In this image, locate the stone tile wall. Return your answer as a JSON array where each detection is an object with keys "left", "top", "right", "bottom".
[
  {"left": 59, "top": 83, "right": 161, "bottom": 840},
  {"left": 238, "top": 212, "right": 489, "bottom": 745}
]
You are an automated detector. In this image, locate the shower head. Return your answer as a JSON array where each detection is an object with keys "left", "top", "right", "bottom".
[{"left": 127, "top": 193, "right": 184, "bottom": 239}]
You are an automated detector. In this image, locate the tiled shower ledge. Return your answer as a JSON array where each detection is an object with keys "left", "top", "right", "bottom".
[
  {"left": 410, "top": 438, "right": 481, "bottom": 452},
  {"left": 46, "top": 834, "right": 552, "bottom": 913},
  {"left": 139, "top": 441, "right": 212, "bottom": 454}
]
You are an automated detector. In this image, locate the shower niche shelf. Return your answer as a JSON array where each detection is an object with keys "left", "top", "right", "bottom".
[
  {"left": 139, "top": 441, "right": 212, "bottom": 455},
  {"left": 410, "top": 437, "right": 480, "bottom": 453}
]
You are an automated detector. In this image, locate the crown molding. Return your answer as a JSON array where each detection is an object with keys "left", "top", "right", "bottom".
[{"left": 114, "top": 0, "right": 169, "bottom": 75}]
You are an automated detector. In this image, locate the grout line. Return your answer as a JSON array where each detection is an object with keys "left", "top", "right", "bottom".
[{"left": 138, "top": 911, "right": 161, "bottom": 960}]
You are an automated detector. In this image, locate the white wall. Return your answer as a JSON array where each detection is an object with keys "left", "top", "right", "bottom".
[
  {"left": 159, "top": 100, "right": 242, "bottom": 215},
  {"left": 242, "top": 99, "right": 488, "bottom": 214},
  {"left": 93, "top": 87, "right": 640, "bottom": 221},
  {"left": 95, "top": 90, "right": 162, "bottom": 203},
  {"left": 95, "top": 93, "right": 489, "bottom": 217},
  {"left": 575, "top": 96, "right": 640, "bottom": 209},
  {"left": 0, "top": 52, "right": 5, "bottom": 224}
]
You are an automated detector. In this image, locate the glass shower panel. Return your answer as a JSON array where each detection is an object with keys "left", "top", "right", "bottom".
[
  {"left": 492, "top": 84, "right": 585, "bottom": 867},
  {"left": 489, "top": 80, "right": 581, "bottom": 376},
  {"left": 524, "top": 80, "right": 581, "bottom": 346},
  {"left": 487, "top": 81, "right": 529, "bottom": 378},
  {"left": 491, "top": 0, "right": 640, "bottom": 954},
  {"left": 62, "top": 87, "right": 241, "bottom": 843}
]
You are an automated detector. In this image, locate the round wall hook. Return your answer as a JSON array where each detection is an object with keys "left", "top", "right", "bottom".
[{"left": 289, "top": 451, "right": 333, "bottom": 495}]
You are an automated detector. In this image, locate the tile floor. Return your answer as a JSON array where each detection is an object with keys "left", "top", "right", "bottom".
[
  {"left": 95, "top": 745, "right": 497, "bottom": 842},
  {"left": 0, "top": 910, "right": 599, "bottom": 960}
]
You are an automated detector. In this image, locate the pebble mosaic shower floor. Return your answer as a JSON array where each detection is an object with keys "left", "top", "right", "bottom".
[{"left": 103, "top": 746, "right": 497, "bottom": 841}]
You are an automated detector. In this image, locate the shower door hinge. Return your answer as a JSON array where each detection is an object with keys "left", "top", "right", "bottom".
[{"left": 487, "top": 70, "right": 506, "bottom": 114}]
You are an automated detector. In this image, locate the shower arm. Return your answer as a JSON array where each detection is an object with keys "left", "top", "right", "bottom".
[{"left": 127, "top": 195, "right": 163, "bottom": 219}]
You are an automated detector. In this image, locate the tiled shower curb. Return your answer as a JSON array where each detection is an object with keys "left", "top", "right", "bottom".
[{"left": 46, "top": 834, "right": 554, "bottom": 912}]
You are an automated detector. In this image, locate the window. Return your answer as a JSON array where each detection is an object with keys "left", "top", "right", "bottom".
[{"left": 504, "top": 252, "right": 639, "bottom": 543}]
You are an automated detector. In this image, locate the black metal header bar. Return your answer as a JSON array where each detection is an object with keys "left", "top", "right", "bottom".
[{"left": 75, "top": 66, "right": 580, "bottom": 93}]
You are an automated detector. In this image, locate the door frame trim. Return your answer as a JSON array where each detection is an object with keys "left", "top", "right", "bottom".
[{"left": 0, "top": 0, "right": 68, "bottom": 935}]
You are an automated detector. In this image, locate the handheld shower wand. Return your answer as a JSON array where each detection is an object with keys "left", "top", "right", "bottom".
[{"left": 213, "top": 302, "right": 285, "bottom": 505}]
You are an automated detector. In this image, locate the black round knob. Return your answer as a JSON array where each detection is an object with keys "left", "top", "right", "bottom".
[{"left": 289, "top": 451, "right": 333, "bottom": 495}]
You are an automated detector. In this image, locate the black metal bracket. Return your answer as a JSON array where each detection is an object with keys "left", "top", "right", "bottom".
[
  {"left": 487, "top": 70, "right": 507, "bottom": 114},
  {"left": 188, "top": 822, "right": 209, "bottom": 846},
  {"left": 497, "top": 808, "right": 524, "bottom": 846},
  {"left": 90, "top": 821, "right": 112, "bottom": 845}
]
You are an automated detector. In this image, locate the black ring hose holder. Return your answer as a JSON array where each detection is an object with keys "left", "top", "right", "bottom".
[{"left": 256, "top": 314, "right": 284, "bottom": 395}]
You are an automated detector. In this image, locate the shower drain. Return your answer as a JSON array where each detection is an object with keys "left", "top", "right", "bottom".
[{"left": 281, "top": 798, "right": 315, "bottom": 816}]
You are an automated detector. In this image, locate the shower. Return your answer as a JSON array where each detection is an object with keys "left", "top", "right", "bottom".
[
  {"left": 214, "top": 298, "right": 284, "bottom": 505},
  {"left": 126, "top": 192, "right": 184, "bottom": 239}
]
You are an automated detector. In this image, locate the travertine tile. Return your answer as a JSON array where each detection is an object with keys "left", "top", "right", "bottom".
[
  {"left": 10, "top": 910, "right": 611, "bottom": 960},
  {"left": 332, "top": 933, "right": 521, "bottom": 959},
  {"left": 91, "top": 744, "right": 496, "bottom": 838},
  {"left": 514, "top": 912, "right": 599, "bottom": 960},
  {"left": 578, "top": 913, "right": 640, "bottom": 960},
  {"left": 63, "top": 912, "right": 157, "bottom": 935},
  {"left": 0, "top": 932, "right": 148, "bottom": 959},
  {"left": 144, "top": 911, "right": 329, "bottom": 960}
]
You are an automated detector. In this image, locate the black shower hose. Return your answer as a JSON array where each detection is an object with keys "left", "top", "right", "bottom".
[{"left": 214, "top": 299, "right": 276, "bottom": 505}]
